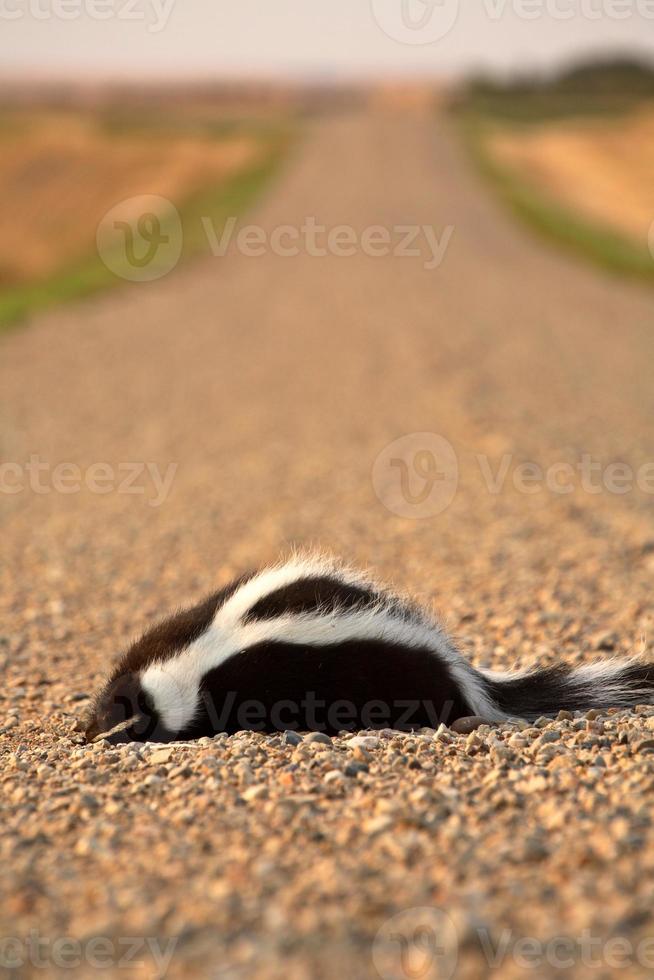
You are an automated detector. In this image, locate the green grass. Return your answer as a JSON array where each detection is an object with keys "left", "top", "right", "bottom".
[
  {"left": 455, "top": 109, "right": 654, "bottom": 285},
  {"left": 460, "top": 58, "right": 654, "bottom": 126},
  {"left": 456, "top": 89, "right": 649, "bottom": 126},
  {"left": 0, "top": 123, "right": 293, "bottom": 331}
]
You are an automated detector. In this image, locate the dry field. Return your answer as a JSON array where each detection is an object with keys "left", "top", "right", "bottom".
[
  {"left": 487, "top": 103, "right": 654, "bottom": 245},
  {"left": 0, "top": 110, "right": 261, "bottom": 286}
]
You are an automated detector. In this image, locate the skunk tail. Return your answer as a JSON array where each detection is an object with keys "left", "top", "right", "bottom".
[{"left": 476, "top": 658, "right": 654, "bottom": 721}]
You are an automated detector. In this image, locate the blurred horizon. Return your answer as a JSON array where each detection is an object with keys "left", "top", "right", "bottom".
[
  {"left": 2, "top": 48, "right": 654, "bottom": 91},
  {"left": 3, "top": 1, "right": 654, "bottom": 84}
]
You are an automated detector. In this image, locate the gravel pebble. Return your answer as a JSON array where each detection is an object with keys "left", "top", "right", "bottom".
[
  {"left": 450, "top": 716, "right": 496, "bottom": 734},
  {"left": 304, "top": 732, "right": 333, "bottom": 746},
  {"left": 346, "top": 735, "right": 380, "bottom": 750},
  {"left": 344, "top": 761, "right": 369, "bottom": 777},
  {"left": 282, "top": 731, "right": 303, "bottom": 746}
]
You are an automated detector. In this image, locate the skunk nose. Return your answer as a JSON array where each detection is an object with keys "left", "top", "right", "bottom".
[
  {"left": 83, "top": 721, "right": 100, "bottom": 744},
  {"left": 85, "top": 714, "right": 145, "bottom": 745}
]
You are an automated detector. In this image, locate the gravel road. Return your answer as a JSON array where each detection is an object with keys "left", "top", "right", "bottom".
[{"left": 2, "top": 108, "right": 654, "bottom": 979}]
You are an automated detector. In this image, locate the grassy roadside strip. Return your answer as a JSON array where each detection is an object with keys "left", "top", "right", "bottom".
[
  {"left": 0, "top": 125, "right": 294, "bottom": 331},
  {"left": 455, "top": 111, "right": 654, "bottom": 285}
]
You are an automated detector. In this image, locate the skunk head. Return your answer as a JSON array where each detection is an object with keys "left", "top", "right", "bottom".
[
  {"left": 84, "top": 671, "right": 174, "bottom": 744},
  {"left": 83, "top": 589, "right": 227, "bottom": 744}
]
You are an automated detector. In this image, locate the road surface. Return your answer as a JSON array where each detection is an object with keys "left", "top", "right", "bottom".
[{"left": 2, "top": 108, "right": 654, "bottom": 978}]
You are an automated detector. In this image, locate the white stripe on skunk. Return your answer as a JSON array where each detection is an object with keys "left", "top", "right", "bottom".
[{"left": 85, "top": 554, "right": 654, "bottom": 744}]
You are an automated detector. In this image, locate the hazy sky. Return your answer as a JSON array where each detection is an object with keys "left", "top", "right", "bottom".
[{"left": 2, "top": 0, "right": 654, "bottom": 81}]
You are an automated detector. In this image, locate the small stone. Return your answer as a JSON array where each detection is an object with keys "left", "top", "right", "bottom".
[
  {"left": 74, "top": 838, "right": 97, "bottom": 857},
  {"left": 523, "top": 836, "right": 549, "bottom": 861},
  {"left": 168, "top": 765, "right": 193, "bottom": 779},
  {"left": 594, "top": 633, "right": 618, "bottom": 652},
  {"left": 149, "top": 748, "right": 175, "bottom": 766},
  {"left": 304, "top": 732, "right": 332, "bottom": 746},
  {"left": 516, "top": 775, "right": 548, "bottom": 793},
  {"left": 450, "top": 716, "right": 495, "bottom": 735},
  {"left": 323, "top": 770, "right": 345, "bottom": 784},
  {"left": 282, "top": 731, "right": 303, "bottom": 746},
  {"left": 79, "top": 793, "right": 99, "bottom": 809},
  {"left": 344, "top": 761, "right": 368, "bottom": 777},
  {"left": 234, "top": 763, "right": 254, "bottom": 784},
  {"left": 635, "top": 739, "right": 654, "bottom": 754},
  {"left": 508, "top": 734, "right": 528, "bottom": 749},
  {"left": 375, "top": 798, "right": 402, "bottom": 815},
  {"left": 242, "top": 785, "right": 268, "bottom": 801},
  {"left": 489, "top": 739, "right": 515, "bottom": 763},
  {"left": 363, "top": 816, "right": 394, "bottom": 835},
  {"left": 410, "top": 787, "right": 435, "bottom": 804},
  {"left": 347, "top": 736, "right": 380, "bottom": 751}
]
